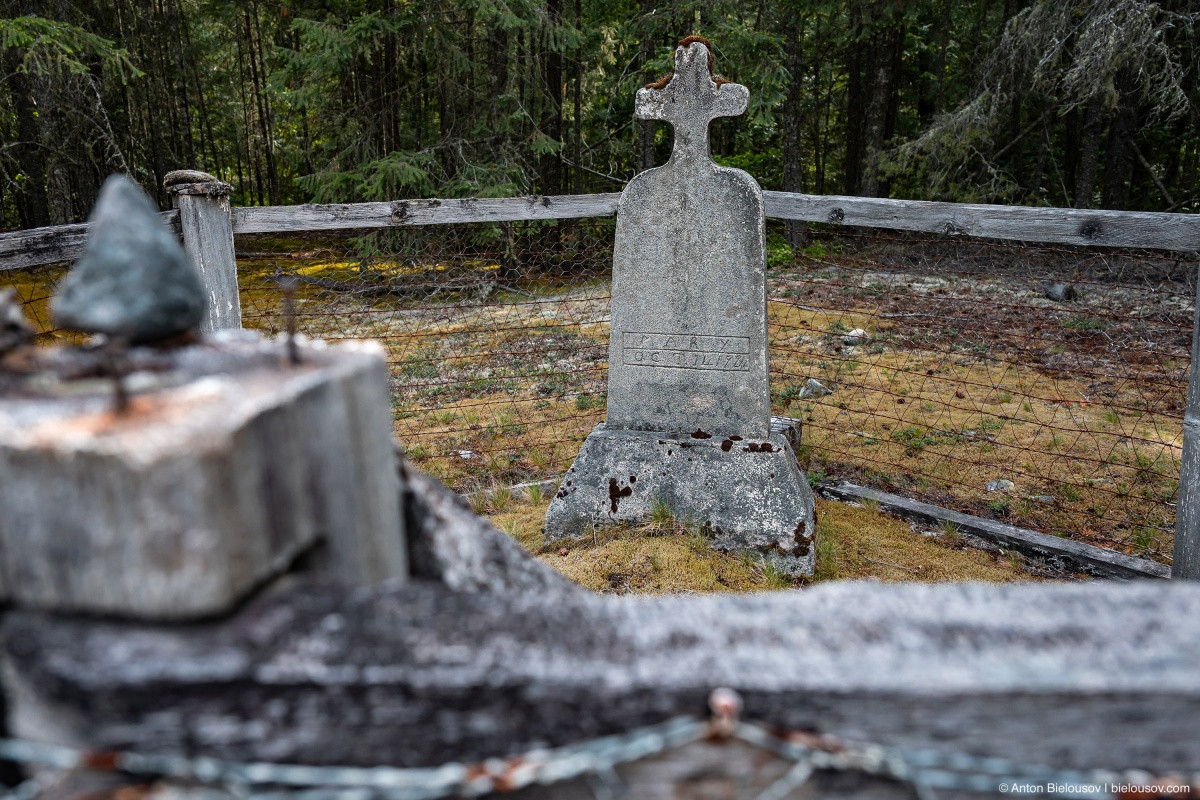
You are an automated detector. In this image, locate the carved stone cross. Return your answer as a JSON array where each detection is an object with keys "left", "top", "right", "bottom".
[{"left": 634, "top": 40, "right": 749, "bottom": 166}]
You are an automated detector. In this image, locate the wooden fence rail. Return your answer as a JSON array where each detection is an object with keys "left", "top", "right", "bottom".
[
  {"left": 231, "top": 193, "right": 623, "bottom": 234},
  {"left": 762, "top": 192, "right": 1200, "bottom": 252},
  {"left": 0, "top": 211, "right": 180, "bottom": 272},
  {"left": 3, "top": 192, "right": 1198, "bottom": 273}
]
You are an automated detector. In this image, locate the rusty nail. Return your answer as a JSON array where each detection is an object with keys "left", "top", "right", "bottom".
[
  {"left": 81, "top": 750, "right": 122, "bottom": 771},
  {"left": 276, "top": 275, "right": 300, "bottom": 365},
  {"left": 106, "top": 336, "right": 131, "bottom": 414}
]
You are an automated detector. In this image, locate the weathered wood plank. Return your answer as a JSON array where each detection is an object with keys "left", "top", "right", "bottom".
[
  {"left": 4, "top": 193, "right": 1196, "bottom": 272},
  {"left": 819, "top": 481, "right": 1171, "bottom": 579},
  {"left": 1174, "top": 268, "right": 1200, "bottom": 579},
  {"left": 404, "top": 466, "right": 579, "bottom": 595},
  {"left": 0, "top": 211, "right": 180, "bottom": 272},
  {"left": 169, "top": 175, "right": 241, "bottom": 331},
  {"left": 5, "top": 573, "right": 1200, "bottom": 772},
  {"left": 231, "top": 194, "right": 623, "bottom": 234},
  {"left": 763, "top": 191, "right": 1200, "bottom": 252}
]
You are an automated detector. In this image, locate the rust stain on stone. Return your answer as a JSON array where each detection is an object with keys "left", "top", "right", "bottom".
[
  {"left": 608, "top": 478, "right": 633, "bottom": 512},
  {"left": 643, "top": 35, "right": 730, "bottom": 89}
]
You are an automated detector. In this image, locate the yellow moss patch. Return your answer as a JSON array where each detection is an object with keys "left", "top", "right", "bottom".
[
  {"left": 811, "top": 498, "right": 1030, "bottom": 582},
  {"left": 489, "top": 496, "right": 789, "bottom": 594},
  {"left": 486, "top": 491, "right": 1035, "bottom": 594},
  {"left": 543, "top": 534, "right": 774, "bottom": 594}
]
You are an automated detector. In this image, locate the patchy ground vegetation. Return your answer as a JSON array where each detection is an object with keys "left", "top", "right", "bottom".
[
  {"left": 223, "top": 230, "right": 1185, "bottom": 568},
  {"left": 2, "top": 228, "right": 1181, "bottom": 580},
  {"left": 768, "top": 234, "right": 1187, "bottom": 564},
  {"left": 480, "top": 487, "right": 1034, "bottom": 592}
]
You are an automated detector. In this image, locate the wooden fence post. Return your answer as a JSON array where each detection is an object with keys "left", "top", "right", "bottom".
[
  {"left": 165, "top": 170, "right": 241, "bottom": 331},
  {"left": 1173, "top": 267, "right": 1200, "bottom": 579}
]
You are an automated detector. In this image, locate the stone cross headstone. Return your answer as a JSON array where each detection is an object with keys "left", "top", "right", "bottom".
[
  {"left": 545, "top": 38, "right": 816, "bottom": 576},
  {"left": 607, "top": 38, "right": 768, "bottom": 439}
]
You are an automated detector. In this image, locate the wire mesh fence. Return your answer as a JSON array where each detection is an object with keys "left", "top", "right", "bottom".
[
  {"left": 2, "top": 262, "right": 71, "bottom": 345},
  {"left": 2, "top": 211, "right": 1191, "bottom": 566},
  {"left": 235, "top": 220, "right": 1190, "bottom": 564},
  {"left": 767, "top": 225, "right": 1191, "bottom": 563}
]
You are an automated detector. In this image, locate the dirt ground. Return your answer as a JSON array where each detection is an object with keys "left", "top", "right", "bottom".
[{"left": 229, "top": 233, "right": 1193, "bottom": 571}]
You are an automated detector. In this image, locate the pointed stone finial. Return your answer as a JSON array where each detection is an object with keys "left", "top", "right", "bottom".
[
  {"left": 634, "top": 38, "right": 749, "bottom": 162},
  {"left": 52, "top": 174, "right": 207, "bottom": 343}
]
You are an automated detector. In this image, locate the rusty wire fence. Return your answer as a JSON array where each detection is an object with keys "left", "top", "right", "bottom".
[
  {"left": 233, "top": 220, "right": 1190, "bottom": 564},
  {"left": 2, "top": 215, "right": 1190, "bottom": 564},
  {"left": 768, "top": 226, "right": 1190, "bottom": 562}
]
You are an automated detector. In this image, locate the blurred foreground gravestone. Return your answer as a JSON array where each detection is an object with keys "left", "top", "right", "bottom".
[
  {"left": 0, "top": 176, "right": 406, "bottom": 619},
  {"left": 545, "top": 38, "right": 816, "bottom": 576},
  {"left": 0, "top": 288, "right": 34, "bottom": 354}
]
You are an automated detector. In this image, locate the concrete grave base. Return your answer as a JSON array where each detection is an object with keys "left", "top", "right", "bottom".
[
  {"left": 545, "top": 423, "right": 816, "bottom": 576},
  {"left": 0, "top": 331, "right": 406, "bottom": 619}
]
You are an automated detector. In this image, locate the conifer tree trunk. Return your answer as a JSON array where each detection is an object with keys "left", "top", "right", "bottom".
[
  {"left": 1101, "top": 69, "right": 1139, "bottom": 210},
  {"left": 1074, "top": 98, "right": 1105, "bottom": 209},
  {"left": 635, "top": 0, "right": 658, "bottom": 174},
  {"left": 843, "top": 0, "right": 868, "bottom": 194},
  {"left": 540, "top": 0, "right": 563, "bottom": 195},
  {"left": 488, "top": 26, "right": 509, "bottom": 127},
  {"left": 8, "top": 67, "right": 50, "bottom": 227},
  {"left": 857, "top": 22, "right": 904, "bottom": 197},
  {"left": 780, "top": 7, "right": 807, "bottom": 246},
  {"left": 573, "top": 0, "right": 583, "bottom": 193}
]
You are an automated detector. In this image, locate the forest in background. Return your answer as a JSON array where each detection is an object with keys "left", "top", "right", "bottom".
[{"left": 0, "top": 0, "right": 1197, "bottom": 229}]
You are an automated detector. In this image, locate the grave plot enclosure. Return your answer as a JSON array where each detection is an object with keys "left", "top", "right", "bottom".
[{"left": 2, "top": 183, "right": 1198, "bottom": 573}]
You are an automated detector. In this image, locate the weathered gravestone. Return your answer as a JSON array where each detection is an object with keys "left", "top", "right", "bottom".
[{"left": 545, "top": 38, "right": 816, "bottom": 576}]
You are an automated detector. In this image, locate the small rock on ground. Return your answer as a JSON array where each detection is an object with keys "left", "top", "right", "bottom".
[
  {"left": 1043, "top": 282, "right": 1077, "bottom": 302},
  {"left": 842, "top": 328, "right": 870, "bottom": 345},
  {"left": 798, "top": 378, "right": 832, "bottom": 399}
]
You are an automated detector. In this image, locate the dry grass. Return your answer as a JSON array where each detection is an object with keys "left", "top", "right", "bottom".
[
  {"left": 3, "top": 239, "right": 1174, "bottom": 573},
  {"left": 809, "top": 498, "right": 1032, "bottom": 583},
  {"left": 768, "top": 296, "right": 1180, "bottom": 560},
  {"left": 485, "top": 490, "right": 1032, "bottom": 594},
  {"left": 225, "top": 249, "right": 1182, "bottom": 564}
]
